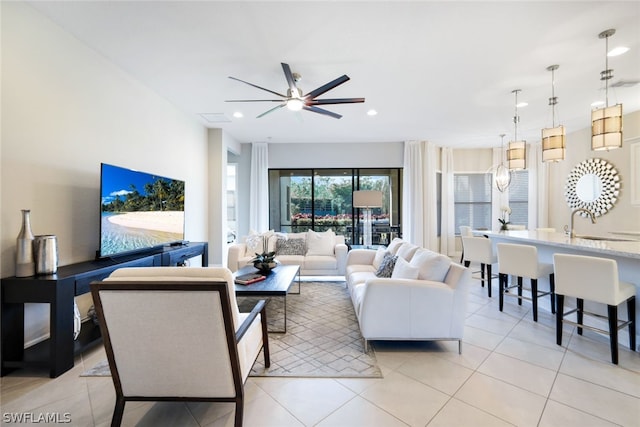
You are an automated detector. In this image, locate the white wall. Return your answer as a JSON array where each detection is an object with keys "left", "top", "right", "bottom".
[
  {"left": 1, "top": 2, "right": 209, "bottom": 344},
  {"left": 268, "top": 141, "right": 404, "bottom": 169},
  {"left": 547, "top": 110, "right": 640, "bottom": 235}
]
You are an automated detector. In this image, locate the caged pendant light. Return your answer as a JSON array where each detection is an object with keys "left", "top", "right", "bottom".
[
  {"left": 494, "top": 134, "right": 511, "bottom": 192},
  {"left": 507, "top": 89, "right": 526, "bottom": 170},
  {"left": 542, "top": 65, "right": 566, "bottom": 162},
  {"left": 592, "top": 29, "right": 623, "bottom": 151}
]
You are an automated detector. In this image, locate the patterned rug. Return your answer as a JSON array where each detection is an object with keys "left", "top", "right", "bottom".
[{"left": 82, "top": 281, "right": 381, "bottom": 378}]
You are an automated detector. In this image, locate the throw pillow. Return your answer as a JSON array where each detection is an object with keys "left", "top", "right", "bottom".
[
  {"left": 391, "top": 257, "right": 420, "bottom": 280},
  {"left": 372, "top": 247, "right": 387, "bottom": 270},
  {"left": 409, "top": 249, "right": 452, "bottom": 282},
  {"left": 245, "top": 230, "right": 275, "bottom": 256},
  {"left": 276, "top": 238, "right": 307, "bottom": 255},
  {"left": 386, "top": 238, "right": 405, "bottom": 255},
  {"left": 306, "top": 229, "right": 336, "bottom": 256},
  {"left": 396, "top": 243, "right": 419, "bottom": 261},
  {"left": 375, "top": 253, "right": 398, "bottom": 278}
]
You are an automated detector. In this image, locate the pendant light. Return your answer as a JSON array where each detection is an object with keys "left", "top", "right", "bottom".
[
  {"left": 494, "top": 134, "right": 511, "bottom": 192},
  {"left": 507, "top": 89, "right": 526, "bottom": 170},
  {"left": 542, "top": 65, "right": 566, "bottom": 162},
  {"left": 592, "top": 29, "right": 623, "bottom": 151}
]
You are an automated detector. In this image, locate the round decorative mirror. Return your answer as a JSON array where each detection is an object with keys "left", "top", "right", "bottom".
[{"left": 565, "top": 158, "right": 620, "bottom": 217}]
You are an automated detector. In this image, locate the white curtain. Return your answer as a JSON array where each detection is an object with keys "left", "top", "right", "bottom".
[
  {"left": 424, "top": 142, "right": 438, "bottom": 251},
  {"left": 249, "top": 142, "right": 269, "bottom": 232},
  {"left": 440, "top": 147, "right": 455, "bottom": 256},
  {"left": 402, "top": 140, "right": 438, "bottom": 250},
  {"left": 492, "top": 147, "right": 509, "bottom": 231},
  {"left": 402, "top": 141, "right": 424, "bottom": 246}
]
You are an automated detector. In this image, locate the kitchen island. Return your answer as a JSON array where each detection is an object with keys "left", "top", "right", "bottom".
[{"left": 484, "top": 230, "right": 639, "bottom": 351}]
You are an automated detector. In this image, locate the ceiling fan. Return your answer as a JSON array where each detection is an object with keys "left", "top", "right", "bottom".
[{"left": 226, "top": 63, "right": 365, "bottom": 119}]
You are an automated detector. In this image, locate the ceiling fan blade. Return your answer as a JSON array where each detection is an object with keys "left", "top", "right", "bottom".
[
  {"left": 228, "top": 76, "right": 286, "bottom": 98},
  {"left": 281, "top": 63, "right": 299, "bottom": 94},
  {"left": 226, "top": 99, "right": 283, "bottom": 102},
  {"left": 303, "top": 105, "right": 342, "bottom": 119},
  {"left": 309, "top": 98, "right": 365, "bottom": 105},
  {"left": 305, "top": 75, "right": 350, "bottom": 99},
  {"left": 257, "top": 104, "right": 286, "bottom": 118}
]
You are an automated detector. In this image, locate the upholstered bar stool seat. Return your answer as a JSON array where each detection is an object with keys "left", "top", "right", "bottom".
[
  {"left": 553, "top": 254, "right": 636, "bottom": 365},
  {"left": 459, "top": 226, "right": 473, "bottom": 263},
  {"left": 497, "top": 243, "right": 555, "bottom": 321},
  {"left": 461, "top": 236, "right": 497, "bottom": 297}
]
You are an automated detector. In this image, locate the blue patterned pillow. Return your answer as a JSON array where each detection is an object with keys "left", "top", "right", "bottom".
[{"left": 375, "top": 254, "right": 398, "bottom": 278}]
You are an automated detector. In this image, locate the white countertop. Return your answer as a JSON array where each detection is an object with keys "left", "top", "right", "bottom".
[{"left": 481, "top": 230, "right": 640, "bottom": 260}]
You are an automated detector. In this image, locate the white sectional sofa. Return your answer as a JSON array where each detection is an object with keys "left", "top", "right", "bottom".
[
  {"left": 227, "top": 229, "right": 348, "bottom": 276},
  {"left": 345, "top": 238, "right": 471, "bottom": 352}
]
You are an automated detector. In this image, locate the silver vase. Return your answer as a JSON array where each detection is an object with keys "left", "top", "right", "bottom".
[{"left": 16, "top": 209, "right": 35, "bottom": 277}]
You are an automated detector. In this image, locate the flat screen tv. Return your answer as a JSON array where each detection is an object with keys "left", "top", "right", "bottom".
[{"left": 99, "top": 163, "right": 185, "bottom": 258}]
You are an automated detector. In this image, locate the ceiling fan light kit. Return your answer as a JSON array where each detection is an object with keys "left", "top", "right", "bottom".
[{"left": 226, "top": 62, "right": 365, "bottom": 119}]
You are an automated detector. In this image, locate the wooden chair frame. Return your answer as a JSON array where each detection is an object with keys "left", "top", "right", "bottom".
[{"left": 90, "top": 280, "right": 270, "bottom": 427}]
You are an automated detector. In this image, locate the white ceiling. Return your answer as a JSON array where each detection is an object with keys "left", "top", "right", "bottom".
[{"left": 28, "top": 1, "right": 640, "bottom": 148}]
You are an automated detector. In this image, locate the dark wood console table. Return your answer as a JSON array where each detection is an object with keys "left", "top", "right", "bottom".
[{"left": 1, "top": 242, "right": 208, "bottom": 378}]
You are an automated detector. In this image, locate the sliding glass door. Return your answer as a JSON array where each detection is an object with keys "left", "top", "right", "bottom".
[{"left": 269, "top": 168, "right": 402, "bottom": 245}]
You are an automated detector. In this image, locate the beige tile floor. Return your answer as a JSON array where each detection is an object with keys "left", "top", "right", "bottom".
[{"left": 1, "top": 280, "right": 639, "bottom": 426}]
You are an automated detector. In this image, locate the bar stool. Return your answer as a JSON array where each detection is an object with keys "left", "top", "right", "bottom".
[
  {"left": 461, "top": 236, "right": 497, "bottom": 297},
  {"left": 497, "top": 243, "right": 555, "bottom": 321},
  {"left": 459, "top": 226, "right": 473, "bottom": 263},
  {"left": 553, "top": 254, "right": 636, "bottom": 365}
]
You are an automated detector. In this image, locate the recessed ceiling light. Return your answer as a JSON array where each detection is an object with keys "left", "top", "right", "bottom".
[
  {"left": 608, "top": 46, "right": 629, "bottom": 57},
  {"left": 591, "top": 100, "right": 605, "bottom": 107},
  {"left": 367, "top": 109, "right": 378, "bottom": 116},
  {"left": 233, "top": 112, "right": 243, "bottom": 118},
  {"left": 516, "top": 102, "right": 528, "bottom": 108}
]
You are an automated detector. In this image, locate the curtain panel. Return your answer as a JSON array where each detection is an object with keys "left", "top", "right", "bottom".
[{"left": 249, "top": 142, "right": 269, "bottom": 232}]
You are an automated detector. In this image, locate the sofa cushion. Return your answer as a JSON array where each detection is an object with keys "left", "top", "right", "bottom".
[
  {"left": 409, "top": 249, "right": 452, "bottom": 282},
  {"left": 386, "top": 238, "right": 405, "bottom": 255},
  {"left": 304, "top": 255, "right": 338, "bottom": 271},
  {"left": 396, "top": 243, "right": 419, "bottom": 261},
  {"left": 348, "top": 270, "right": 376, "bottom": 288},
  {"left": 391, "top": 257, "right": 419, "bottom": 280},
  {"left": 306, "top": 229, "right": 336, "bottom": 256},
  {"left": 274, "top": 255, "right": 305, "bottom": 266},
  {"left": 372, "top": 247, "right": 387, "bottom": 270},
  {"left": 375, "top": 253, "right": 398, "bottom": 278},
  {"left": 276, "top": 238, "right": 306, "bottom": 255},
  {"left": 346, "top": 264, "right": 376, "bottom": 278}
]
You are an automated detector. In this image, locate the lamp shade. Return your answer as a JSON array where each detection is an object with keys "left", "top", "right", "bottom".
[
  {"left": 592, "top": 104, "right": 622, "bottom": 150},
  {"left": 542, "top": 125, "right": 566, "bottom": 162},
  {"left": 353, "top": 190, "right": 383, "bottom": 208},
  {"left": 507, "top": 141, "right": 526, "bottom": 170}
]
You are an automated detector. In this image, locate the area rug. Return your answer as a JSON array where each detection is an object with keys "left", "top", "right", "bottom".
[{"left": 81, "top": 281, "right": 381, "bottom": 379}]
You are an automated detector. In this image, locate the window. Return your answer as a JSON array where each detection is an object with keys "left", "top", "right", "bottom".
[
  {"left": 268, "top": 168, "right": 402, "bottom": 245},
  {"left": 454, "top": 173, "right": 492, "bottom": 232},
  {"left": 508, "top": 170, "right": 528, "bottom": 226}
]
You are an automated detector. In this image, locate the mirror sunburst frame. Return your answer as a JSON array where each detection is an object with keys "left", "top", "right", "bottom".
[{"left": 565, "top": 158, "right": 620, "bottom": 217}]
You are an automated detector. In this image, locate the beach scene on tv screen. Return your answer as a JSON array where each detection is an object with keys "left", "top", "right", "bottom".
[{"left": 101, "top": 165, "right": 185, "bottom": 256}]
